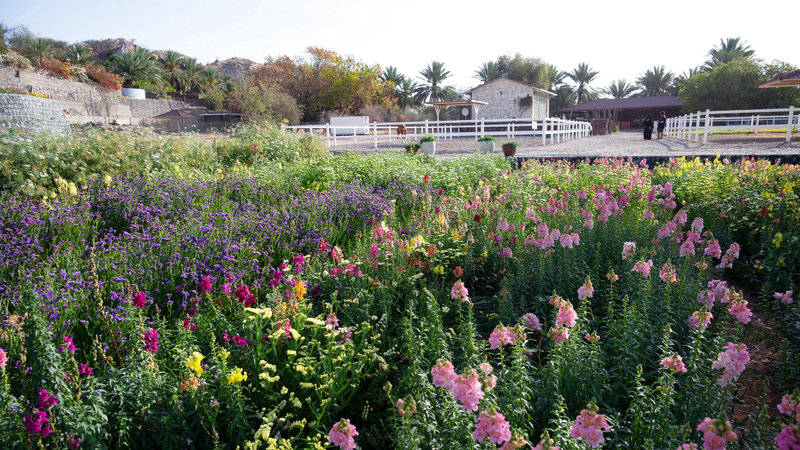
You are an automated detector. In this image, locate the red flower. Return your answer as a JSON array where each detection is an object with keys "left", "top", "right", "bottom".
[
  {"left": 760, "top": 206, "right": 768, "bottom": 217},
  {"left": 473, "top": 214, "right": 482, "bottom": 223}
]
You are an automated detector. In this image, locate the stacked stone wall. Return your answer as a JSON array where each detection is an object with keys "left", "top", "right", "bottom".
[
  {"left": 472, "top": 79, "right": 534, "bottom": 120},
  {"left": 0, "top": 94, "right": 71, "bottom": 135}
]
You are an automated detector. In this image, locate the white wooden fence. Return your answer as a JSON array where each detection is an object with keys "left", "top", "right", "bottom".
[
  {"left": 666, "top": 106, "right": 798, "bottom": 145},
  {"left": 284, "top": 117, "right": 593, "bottom": 149}
]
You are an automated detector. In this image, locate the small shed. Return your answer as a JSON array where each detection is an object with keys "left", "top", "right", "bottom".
[
  {"left": 559, "top": 96, "right": 685, "bottom": 129},
  {"left": 467, "top": 78, "right": 553, "bottom": 119},
  {"left": 153, "top": 109, "right": 198, "bottom": 132},
  {"left": 757, "top": 69, "right": 800, "bottom": 88}
]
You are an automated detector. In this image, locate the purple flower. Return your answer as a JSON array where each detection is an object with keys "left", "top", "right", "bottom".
[
  {"left": 37, "top": 389, "right": 58, "bottom": 410},
  {"left": 79, "top": 364, "right": 93, "bottom": 377},
  {"left": 143, "top": 329, "right": 159, "bottom": 353},
  {"left": 22, "top": 410, "right": 49, "bottom": 434}
]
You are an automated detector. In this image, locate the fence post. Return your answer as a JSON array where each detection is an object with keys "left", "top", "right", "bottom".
[
  {"left": 694, "top": 111, "right": 701, "bottom": 143},
  {"left": 542, "top": 120, "right": 546, "bottom": 146},
  {"left": 703, "top": 109, "right": 710, "bottom": 145},
  {"left": 788, "top": 106, "right": 795, "bottom": 144},
  {"left": 424, "top": 120, "right": 429, "bottom": 135},
  {"left": 550, "top": 120, "right": 554, "bottom": 145},
  {"left": 481, "top": 118, "right": 484, "bottom": 139},
  {"left": 755, "top": 115, "right": 760, "bottom": 135},
  {"left": 373, "top": 122, "right": 377, "bottom": 149},
  {"left": 333, "top": 126, "right": 337, "bottom": 146}
]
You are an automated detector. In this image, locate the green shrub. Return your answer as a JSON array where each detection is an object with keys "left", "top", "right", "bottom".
[
  {"left": 502, "top": 141, "right": 518, "bottom": 147},
  {"left": 420, "top": 135, "right": 436, "bottom": 143},
  {"left": 478, "top": 136, "right": 496, "bottom": 142}
]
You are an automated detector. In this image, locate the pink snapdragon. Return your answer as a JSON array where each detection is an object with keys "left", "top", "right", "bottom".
[
  {"left": 711, "top": 342, "right": 750, "bottom": 387},
  {"left": 778, "top": 393, "right": 800, "bottom": 418},
  {"left": 698, "top": 290, "right": 716, "bottom": 310},
  {"left": 489, "top": 325, "right": 524, "bottom": 349},
  {"left": 704, "top": 239, "right": 722, "bottom": 258},
  {"left": 37, "top": 389, "right": 58, "bottom": 410},
  {"left": 143, "top": 329, "right": 159, "bottom": 353},
  {"left": 551, "top": 325, "right": 570, "bottom": 345},
  {"left": 523, "top": 313, "right": 542, "bottom": 331},
  {"left": 331, "top": 246, "right": 344, "bottom": 261},
  {"left": 22, "top": 409, "right": 51, "bottom": 436},
  {"left": 473, "top": 410, "right": 511, "bottom": 445},
  {"left": 0, "top": 348, "right": 7, "bottom": 369},
  {"left": 132, "top": 291, "right": 147, "bottom": 308},
  {"left": 328, "top": 419, "right": 359, "bottom": 450},
  {"left": 198, "top": 277, "right": 212, "bottom": 294},
  {"left": 560, "top": 233, "right": 580, "bottom": 248},
  {"left": 452, "top": 370, "right": 485, "bottom": 411},
  {"left": 697, "top": 416, "right": 737, "bottom": 449},
  {"left": 687, "top": 311, "right": 713, "bottom": 331},
  {"left": 556, "top": 306, "right": 577, "bottom": 327},
  {"left": 691, "top": 217, "right": 704, "bottom": 233},
  {"left": 677, "top": 444, "right": 698, "bottom": 450},
  {"left": 632, "top": 259, "right": 654, "bottom": 278},
  {"left": 716, "top": 243, "right": 741, "bottom": 269},
  {"left": 660, "top": 355, "right": 687, "bottom": 373},
  {"left": 642, "top": 210, "right": 655, "bottom": 219},
  {"left": 775, "top": 291, "right": 794, "bottom": 305},
  {"left": 659, "top": 263, "right": 678, "bottom": 284},
  {"left": 79, "top": 364, "right": 94, "bottom": 377},
  {"left": 451, "top": 281, "right": 469, "bottom": 302},
  {"left": 776, "top": 423, "right": 800, "bottom": 450},
  {"left": 60, "top": 336, "right": 77, "bottom": 354},
  {"left": 577, "top": 279, "right": 594, "bottom": 300},
  {"left": 728, "top": 299, "right": 752, "bottom": 324},
  {"left": 570, "top": 402, "right": 611, "bottom": 448},
  {"left": 680, "top": 240, "right": 696, "bottom": 257},
  {"left": 431, "top": 359, "right": 457, "bottom": 391}
]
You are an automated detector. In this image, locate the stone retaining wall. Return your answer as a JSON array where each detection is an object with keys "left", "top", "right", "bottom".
[{"left": 0, "top": 94, "right": 72, "bottom": 135}]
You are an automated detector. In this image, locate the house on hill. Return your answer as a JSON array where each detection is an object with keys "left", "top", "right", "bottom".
[
  {"left": 467, "top": 78, "right": 553, "bottom": 120},
  {"left": 559, "top": 96, "right": 685, "bottom": 128}
]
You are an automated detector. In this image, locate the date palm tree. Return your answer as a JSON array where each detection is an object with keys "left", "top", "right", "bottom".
[
  {"left": 26, "top": 38, "right": 53, "bottom": 65},
  {"left": 380, "top": 66, "right": 404, "bottom": 86},
  {"left": 112, "top": 49, "right": 161, "bottom": 85},
  {"left": 567, "top": 63, "right": 599, "bottom": 104},
  {"left": 65, "top": 44, "right": 94, "bottom": 67},
  {"left": 474, "top": 61, "right": 502, "bottom": 84},
  {"left": 396, "top": 78, "right": 420, "bottom": 110},
  {"left": 415, "top": 61, "right": 453, "bottom": 103},
  {"left": 179, "top": 58, "right": 203, "bottom": 94},
  {"left": 159, "top": 50, "right": 185, "bottom": 91},
  {"left": 636, "top": 66, "right": 675, "bottom": 96},
  {"left": 543, "top": 64, "right": 567, "bottom": 91},
  {"left": 704, "top": 37, "right": 755, "bottom": 70},
  {"left": 603, "top": 79, "right": 637, "bottom": 99},
  {"left": 551, "top": 84, "right": 576, "bottom": 116}
]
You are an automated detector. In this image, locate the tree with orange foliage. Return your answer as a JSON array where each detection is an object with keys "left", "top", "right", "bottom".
[{"left": 251, "top": 47, "right": 394, "bottom": 121}]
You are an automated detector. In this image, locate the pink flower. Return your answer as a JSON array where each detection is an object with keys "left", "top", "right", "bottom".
[
  {"left": 678, "top": 444, "right": 698, "bottom": 450},
  {"left": 556, "top": 305, "right": 578, "bottom": 327},
  {"left": 728, "top": 300, "right": 752, "bottom": 324},
  {"left": 498, "top": 220, "right": 511, "bottom": 232},
  {"left": 570, "top": 406, "right": 610, "bottom": 448},
  {"left": 452, "top": 370, "right": 485, "bottom": 411},
  {"left": 37, "top": 389, "right": 58, "bottom": 410},
  {"left": 659, "top": 263, "right": 678, "bottom": 284},
  {"left": 705, "top": 240, "right": 722, "bottom": 258},
  {"left": 22, "top": 410, "right": 49, "bottom": 435},
  {"left": 79, "top": 364, "right": 93, "bottom": 377},
  {"left": 473, "top": 410, "right": 511, "bottom": 445},
  {"left": 431, "top": 359, "right": 457, "bottom": 391},
  {"left": 698, "top": 290, "right": 716, "bottom": 310},
  {"left": 775, "top": 291, "right": 794, "bottom": 305},
  {"left": 199, "top": 277, "right": 212, "bottom": 294},
  {"left": 776, "top": 423, "right": 800, "bottom": 450},
  {"left": 680, "top": 240, "right": 696, "bottom": 257},
  {"left": 328, "top": 419, "right": 358, "bottom": 450},
  {"left": 674, "top": 210, "right": 688, "bottom": 226},
  {"left": 551, "top": 326, "right": 570, "bottom": 344},
  {"left": 523, "top": 313, "right": 541, "bottom": 331},
  {"left": 778, "top": 395, "right": 798, "bottom": 416},
  {"left": 143, "top": 329, "right": 159, "bottom": 353},
  {"left": 696, "top": 416, "right": 737, "bottom": 449},
  {"left": 331, "top": 246, "right": 344, "bottom": 261},
  {"left": 660, "top": 355, "right": 687, "bottom": 373},
  {"left": 642, "top": 210, "right": 655, "bottom": 219},
  {"left": 451, "top": 281, "right": 469, "bottom": 302},
  {"left": 712, "top": 342, "right": 750, "bottom": 387},
  {"left": 687, "top": 311, "right": 713, "bottom": 331},
  {"left": 578, "top": 280, "right": 594, "bottom": 300},
  {"left": 488, "top": 325, "right": 521, "bottom": 349},
  {"left": 60, "top": 336, "right": 77, "bottom": 354},
  {"left": 537, "top": 223, "right": 549, "bottom": 238},
  {"left": 221, "top": 282, "right": 232, "bottom": 295},
  {"left": 0, "top": 349, "right": 7, "bottom": 369},
  {"left": 632, "top": 260, "right": 653, "bottom": 277},
  {"left": 132, "top": 291, "right": 147, "bottom": 308}
]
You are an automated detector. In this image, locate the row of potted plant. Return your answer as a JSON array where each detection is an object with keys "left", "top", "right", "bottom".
[{"left": 404, "top": 135, "right": 519, "bottom": 157}]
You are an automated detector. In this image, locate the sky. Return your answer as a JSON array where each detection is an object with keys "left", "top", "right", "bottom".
[{"left": 1, "top": 0, "right": 798, "bottom": 94}]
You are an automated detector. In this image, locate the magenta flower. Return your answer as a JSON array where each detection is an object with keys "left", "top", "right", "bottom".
[
  {"left": 0, "top": 348, "right": 7, "bottom": 369},
  {"left": 132, "top": 291, "right": 147, "bottom": 308},
  {"left": 328, "top": 419, "right": 358, "bottom": 450},
  {"left": 69, "top": 435, "right": 83, "bottom": 449},
  {"left": 37, "top": 389, "right": 58, "bottom": 410},
  {"left": 776, "top": 423, "right": 800, "bottom": 450},
  {"left": 60, "top": 336, "right": 77, "bottom": 354},
  {"left": 79, "top": 364, "right": 93, "bottom": 377},
  {"left": 199, "top": 277, "right": 212, "bottom": 294},
  {"left": 22, "top": 409, "right": 49, "bottom": 434},
  {"left": 143, "top": 329, "right": 159, "bottom": 353},
  {"left": 221, "top": 283, "right": 232, "bottom": 295}
]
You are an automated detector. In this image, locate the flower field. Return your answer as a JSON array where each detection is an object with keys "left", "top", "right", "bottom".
[{"left": 1, "top": 128, "right": 799, "bottom": 449}]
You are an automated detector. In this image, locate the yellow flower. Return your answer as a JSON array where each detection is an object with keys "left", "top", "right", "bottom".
[
  {"left": 219, "top": 349, "right": 230, "bottom": 360},
  {"left": 185, "top": 351, "right": 204, "bottom": 375},
  {"left": 244, "top": 307, "right": 273, "bottom": 319},
  {"left": 294, "top": 281, "right": 307, "bottom": 301},
  {"left": 49, "top": 191, "right": 56, "bottom": 199},
  {"left": 103, "top": 175, "right": 112, "bottom": 184},
  {"left": 227, "top": 367, "right": 247, "bottom": 384},
  {"left": 773, "top": 233, "right": 784, "bottom": 249},
  {"left": 67, "top": 182, "right": 78, "bottom": 196}
]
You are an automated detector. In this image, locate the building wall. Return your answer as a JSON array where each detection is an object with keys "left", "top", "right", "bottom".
[
  {"left": 471, "top": 78, "right": 549, "bottom": 120},
  {"left": 0, "top": 94, "right": 72, "bottom": 135}
]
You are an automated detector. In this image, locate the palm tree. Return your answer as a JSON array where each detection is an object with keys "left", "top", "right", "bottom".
[
  {"left": 704, "top": 37, "right": 755, "bottom": 70},
  {"left": 636, "top": 66, "right": 675, "bottom": 96},
  {"left": 567, "top": 63, "right": 600, "bottom": 104},
  {"left": 497, "top": 53, "right": 545, "bottom": 86},
  {"left": 551, "top": 84, "right": 576, "bottom": 116},
  {"left": 603, "top": 79, "right": 637, "bottom": 99},
  {"left": 542, "top": 64, "right": 567, "bottom": 91},
  {"left": 474, "top": 61, "right": 502, "bottom": 84},
  {"left": 179, "top": 58, "right": 203, "bottom": 94},
  {"left": 396, "top": 78, "right": 419, "bottom": 110},
  {"left": 26, "top": 38, "right": 53, "bottom": 65},
  {"left": 159, "top": 50, "right": 185, "bottom": 91},
  {"left": 380, "top": 66, "right": 404, "bottom": 86},
  {"left": 199, "top": 67, "right": 221, "bottom": 94},
  {"left": 112, "top": 49, "right": 161, "bottom": 85},
  {"left": 65, "top": 44, "right": 94, "bottom": 67},
  {"left": 415, "top": 61, "right": 453, "bottom": 103}
]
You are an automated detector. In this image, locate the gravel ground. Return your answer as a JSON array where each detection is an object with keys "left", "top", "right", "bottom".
[{"left": 325, "top": 130, "right": 800, "bottom": 159}]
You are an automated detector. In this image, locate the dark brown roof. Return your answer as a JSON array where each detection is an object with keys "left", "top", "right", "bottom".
[
  {"left": 757, "top": 69, "right": 800, "bottom": 88},
  {"left": 154, "top": 109, "right": 197, "bottom": 118},
  {"left": 560, "top": 96, "right": 684, "bottom": 113}
]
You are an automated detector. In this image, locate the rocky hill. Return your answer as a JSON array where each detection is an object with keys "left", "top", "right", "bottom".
[
  {"left": 204, "top": 58, "right": 256, "bottom": 78},
  {"left": 82, "top": 38, "right": 140, "bottom": 63}
]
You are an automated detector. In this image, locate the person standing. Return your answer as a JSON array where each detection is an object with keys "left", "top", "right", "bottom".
[
  {"left": 643, "top": 114, "right": 654, "bottom": 140},
  {"left": 657, "top": 111, "right": 667, "bottom": 139}
]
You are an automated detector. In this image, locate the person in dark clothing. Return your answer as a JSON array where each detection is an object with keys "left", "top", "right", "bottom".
[
  {"left": 643, "top": 114, "right": 654, "bottom": 140},
  {"left": 657, "top": 111, "right": 666, "bottom": 139}
]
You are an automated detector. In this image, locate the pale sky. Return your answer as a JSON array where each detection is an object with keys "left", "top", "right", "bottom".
[{"left": 1, "top": 0, "right": 797, "bottom": 94}]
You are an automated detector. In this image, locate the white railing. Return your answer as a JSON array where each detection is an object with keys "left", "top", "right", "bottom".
[
  {"left": 665, "top": 106, "right": 798, "bottom": 145},
  {"left": 284, "top": 117, "right": 593, "bottom": 149}
]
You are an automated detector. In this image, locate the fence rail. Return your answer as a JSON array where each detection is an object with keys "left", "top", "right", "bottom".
[
  {"left": 284, "top": 117, "right": 593, "bottom": 148},
  {"left": 666, "top": 106, "right": 798, "bottom": 145}
]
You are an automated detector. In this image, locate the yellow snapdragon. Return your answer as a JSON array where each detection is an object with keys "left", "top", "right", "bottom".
[
  {"left": 227, "top": 367, "right": 247, "bottom": 384},
  {"left": 185, "top": 351, "right": 204, "bottom": 375}
]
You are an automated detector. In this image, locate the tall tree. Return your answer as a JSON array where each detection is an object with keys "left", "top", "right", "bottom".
[
  {"left": 380, "top": 66, "right": 404, "bottom": 86},
  {"left": 415, "top": 61, "right": 453, "bottom": 103},
  {"left": 159, "top": 50, "right": 185, "bottom": 91},
  {"left": 112, "top": 49, "right": 161, "bottom": 84},
  {"left": 180, "top": 58, "right": 203, "bottom": 93},
  {"left": 396, "top": 78, "right": 420, "bottom": 110},
  {"left": 567, "top": 63, "right": 600, "bottom": 104},
  {"left": 65, "top": 44, "right": 95, "bottom": 67},
  {"left": 0, "top": 23, "right": 9, "bottom": 54},
  {"left": 603, "top": 79, "right": 637, "bottom": 99},
  {"left": 496, "top": 53, "right": 545, "bottom": 86},
  {"left": 636, "top": 66, "right": 676, "bottom": 96},
  {"left": 26, "top": 38, "right": 53, "bottom": 65},
  {"left": 474, "top": 61, "right": 502, "bottom": 84},
  {"left": 551, "top": 84, "right": 576, "bottom": 116},
  {"left": 704, "top": 37, "right": 755, "bottom": 70},
  {"left": 542, "top": 64, "right": 567, "bottom": 91}
]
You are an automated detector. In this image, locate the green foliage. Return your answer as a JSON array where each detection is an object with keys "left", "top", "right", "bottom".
[
  {"left": 478, "top": 136, "right": 497, "bottom": 142},
  {"left": 678, "top": 58, "right": 800, "bottom": 112},
  {"left": 567, "top": 63, "right": 600, "bottom": 104},
  {"left": 502, "top": 141, "right": 518, "bottom": 147},
  {"left": 228, "top": 78, "right": 303, "bottom": 125},
  {"left": 419, "top": 135, "right": 436, "bottom": 143},
  {"left": 636, "top": 66, "right": 677, "bottom": 97},
  {"left": 414, "top": 61, "right": 454, "bottom": 103},
  {"left": 703, "top": 37, "right": 755, "bottom": 71}
]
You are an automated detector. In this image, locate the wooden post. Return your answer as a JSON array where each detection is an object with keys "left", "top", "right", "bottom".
[{"left": 787, "top": 106, "right": 795, "bottom": 144}]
